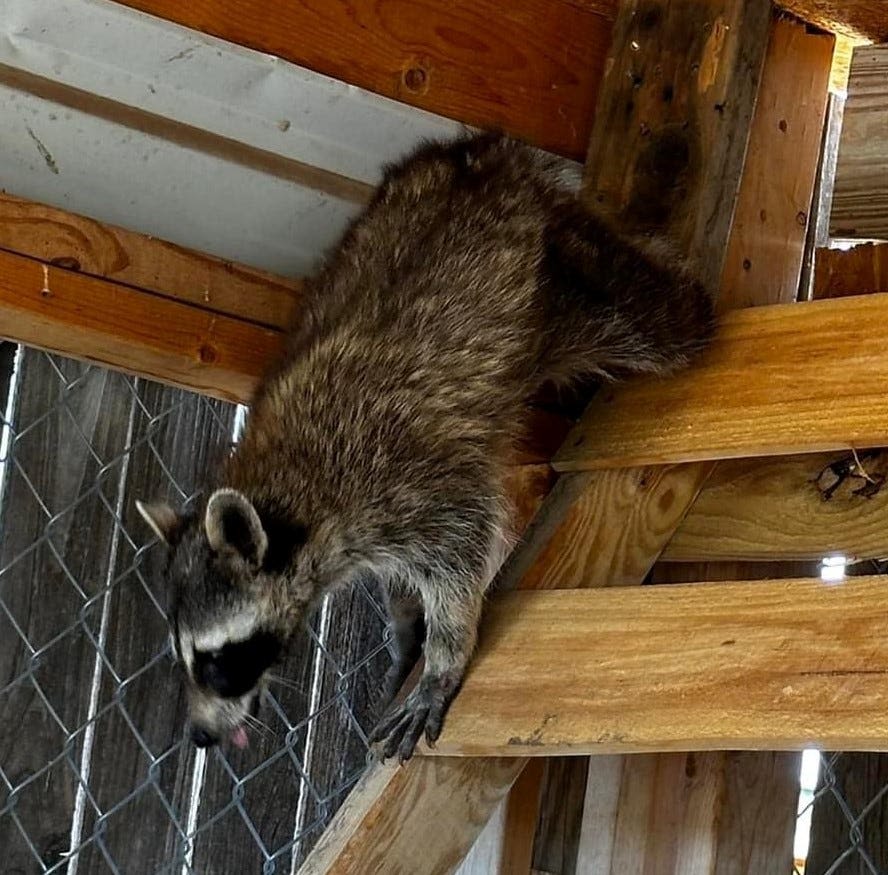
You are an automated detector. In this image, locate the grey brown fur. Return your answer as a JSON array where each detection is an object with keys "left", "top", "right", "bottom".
[{"left": 138, "top": 133, "right": 714, "bottom": 761}]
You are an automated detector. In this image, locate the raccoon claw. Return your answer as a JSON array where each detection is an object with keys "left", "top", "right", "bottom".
[{"left": 369, "top": 674, "right": 455, "bottom": 763}]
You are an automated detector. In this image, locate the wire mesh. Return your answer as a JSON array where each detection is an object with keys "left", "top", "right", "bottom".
[
  {"left": 0, "top": 345, "right": 392, "bottom": 874},
  {"left": 798, "top": 751, "right": 888, "bottom": 875}
]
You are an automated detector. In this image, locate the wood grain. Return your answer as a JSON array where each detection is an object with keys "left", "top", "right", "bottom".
[
  {"left": 814, "top": 242, "right": 888, "bottom": 299},
  {"left": 426, "top": 578, "right": 888, "bottom": 756},
  {"left": 777, "top": 1, "right": 888, "bottom": 40},
  {"left": 0, "top": 247, "right": 283, "bottom": 404},
  {"left": 116, "top": 0, "right": 614, "bottom": 160},
  {"left": 555, "top": 293, "right": 888, "bottom": 471},
  {"left": 300, "top": 757, "right": 526, "bottom": 875},
  {"left": 514, "top": 464, "right": 714, "bottom": 590},
  {"left": 719, "top": 18, "right": 834, "bottom": 311},
  {"left": 0, "top": 192, "right": 302, "bottom": 331},
  {"left": 831, "top": 46, "right": 888, "bottom": 239},
  {"left": 500, "top": 759, "right": 546, "bottom": 875},
  {"left": 665, "top": 451, "right": 888, "bottom": 562},
  {"left": 583, "top": 0, "right": 772, "bottom": 289}
]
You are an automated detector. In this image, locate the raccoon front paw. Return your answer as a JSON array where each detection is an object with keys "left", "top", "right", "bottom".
[{"left": 369, "top": 672, "right": 457, "bottom": 763}]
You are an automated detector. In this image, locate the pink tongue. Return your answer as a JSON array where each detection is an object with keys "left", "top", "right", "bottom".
[{"left": 230, "top": 726, "right": 249, "bottom": 749}]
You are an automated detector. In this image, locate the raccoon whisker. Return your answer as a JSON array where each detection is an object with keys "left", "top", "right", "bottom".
[
  {"left": 266, "top": 674, "right": 309, "bottom": 695},
  {"left": 243, "top": 712, "right": 276, "bottom": 739}
]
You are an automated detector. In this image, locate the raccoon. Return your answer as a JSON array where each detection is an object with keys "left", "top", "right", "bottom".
[{"left": 136, "top": 132, "right": 715, "bottom": 762}]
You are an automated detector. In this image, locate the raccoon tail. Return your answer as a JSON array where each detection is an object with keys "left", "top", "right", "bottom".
[{"left": 538, "top": 201, "right": 716, "bottom": 386}]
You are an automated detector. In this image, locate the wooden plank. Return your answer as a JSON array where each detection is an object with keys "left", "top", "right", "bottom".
[
  {"left": 455, "top": 758, "right": 545, "bottom": 875},
  {"left": 0, "top": 192, "right": 302, "bottom": 331},
  {"left": 300, "top": 757, "right": 527, "bottom": 875},
  {"left": 0, "top": 246, "right": 283, "bottom": 404},
  {"left": 712, "top": 751, "right": 802, "bottom": 875},
  {"left": 665, "top": 451, "right": 888, "bottom": 563},
  {"left": 719, "top": 18, "right": 834, "bottom": 311},
  {"left": 555, "top": 292, "right": 888, "bottom": 472},
  {"left": 531, "top": 759, "right": 588, "bottom": 875},
  {"left": 831, "top": 46, "right": 888, "bottom": 239},
  {"left": 583, "top": 0, "right": 772, "bottom": 289},
  {"left": 513, "top": 464, "right": 715, "bottom": 591},
  {"left": 423, "top": 577, "right": 888, "bottom": 757},
  {"left": 115, "top": 0, "right": 614, "bottom": 160},
  {"left": 814, "top": 242, "right": 888, "bottom": 298},
  {"left": 500, "top": 759, "right": 546, "bottom": 875},
  {"left": 777, "top": 1, "right": 888, "bottom": 41}
]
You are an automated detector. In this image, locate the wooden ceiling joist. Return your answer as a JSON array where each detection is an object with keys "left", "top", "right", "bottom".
[
  {"left": 423, "top": 577, "right": 888, "bottom": 757},
  {"left": 114, "top": 0, "right": 614, "bottom": 160}
]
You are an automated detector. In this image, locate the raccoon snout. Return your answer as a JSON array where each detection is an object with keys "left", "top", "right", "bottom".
[{"left": 190, "top": 726, "right": 218, "bottom": 748}]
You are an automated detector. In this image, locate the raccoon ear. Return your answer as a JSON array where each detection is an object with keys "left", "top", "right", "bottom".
[
  {"left": 204, "top": 489, "right": 268, "bottom": 566},
  {"left": 136, "top": 500, "right": 186, "bottom": 546}
]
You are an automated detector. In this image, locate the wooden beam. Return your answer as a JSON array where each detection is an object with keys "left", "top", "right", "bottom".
[
  {"left": 583, "top": 0, "right": 771, "bottom": 290},
  {"left": 554, "top": 293, "right": 888, "bottom": 472},
  {"left": 0, "top": 192, "right": 301, "bottom": 331},
  {"left": 777, "top": 1, "right": 888, "bottom": 41},
  {"left": 299, "top": 757, "right": 526, "bottom": 875},
  {"left": 422, "top": 577, "right": 888, "bottom": 757},
  {"left": 719, "top": 19, "right": 834, "bottom": 310},
  {"left": 831, "top": 46, "right": 888, "bottom": 239},
  {"left": 114, "top": 0, "right": 613, "bottom": 161},
  {"left": 665, "top": 450, "right": 888, "bottom": 563},
  {"left": 0, "top": 247, "right": 282, "bottom": 404}
]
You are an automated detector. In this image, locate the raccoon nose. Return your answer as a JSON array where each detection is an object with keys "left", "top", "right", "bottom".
[{"left": 190, "top": 727, "right": 218, "bottom": 748}]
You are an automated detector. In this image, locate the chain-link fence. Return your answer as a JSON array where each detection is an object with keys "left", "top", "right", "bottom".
[
  {"left": 797, "top": 751, "right": 888, "bottom": 875},
  {"left": 5, "top": 342, "right": 888, "bottom": 875},
  {"left": 0, "top": 345, "right": 392, "bottom": 874}
]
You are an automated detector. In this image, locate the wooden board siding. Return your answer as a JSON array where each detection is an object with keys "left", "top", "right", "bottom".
[
  {"left": 814, "top": 243, "right": 888, "bottom": 299},
  {"left": 830, "top": 46, "right": 888, "bottom": 239},
  {"left": 75, "top": 381, "right": 238, "bottom": 873}
]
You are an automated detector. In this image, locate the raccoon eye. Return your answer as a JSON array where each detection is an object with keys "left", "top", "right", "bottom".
[{"left": 193, "top": 631, "right": 282, "bottom": 698}]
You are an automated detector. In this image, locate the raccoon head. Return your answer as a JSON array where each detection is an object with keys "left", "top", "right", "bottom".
[{"left": 136, "top": 489, "right": 299, "bottom": 749}]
